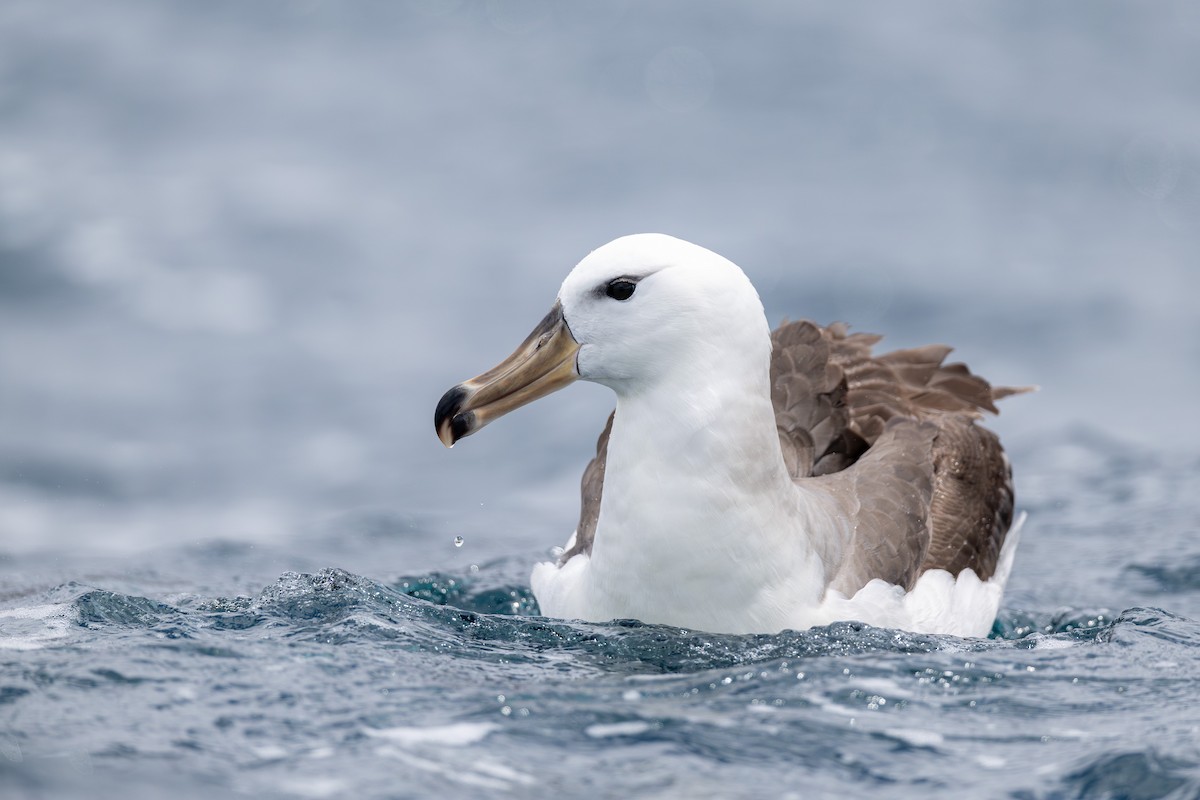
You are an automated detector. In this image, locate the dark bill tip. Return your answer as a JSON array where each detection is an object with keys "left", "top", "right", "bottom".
[
  {"left": 450, "top": 411, "right": 475, "bottom": 443},
  {"left": 434, "top": 385, "right": 470, "bottom": 447}
]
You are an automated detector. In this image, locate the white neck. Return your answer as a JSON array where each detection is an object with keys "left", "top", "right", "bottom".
[{"left": 583, "top": 344, "right": 830, "bottom": 632}]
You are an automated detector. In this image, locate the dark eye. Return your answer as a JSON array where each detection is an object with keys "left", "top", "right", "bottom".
[{"left": 605, "top": 279, "right": 636, "bottom": 301}]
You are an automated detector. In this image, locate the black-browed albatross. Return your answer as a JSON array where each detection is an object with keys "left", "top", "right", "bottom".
[{"left": 435, "top": 234, "right": 1027, "bottom": 637}]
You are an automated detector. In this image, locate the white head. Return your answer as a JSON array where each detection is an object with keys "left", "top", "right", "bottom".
[
  {"left": 559, "top": 233, "right": 770, "bottom": 394},
  {"left": 435, "top": 233, "right": 771, "bottom": 445}
]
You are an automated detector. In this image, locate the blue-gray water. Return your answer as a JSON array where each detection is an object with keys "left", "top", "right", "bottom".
[{"left": 2, "top": 2, "right": 1200, "bottom": 798}]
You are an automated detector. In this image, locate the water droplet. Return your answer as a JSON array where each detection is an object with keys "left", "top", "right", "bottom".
[{"left": 453, "top": 536, "right": 464, "bottom": 548}]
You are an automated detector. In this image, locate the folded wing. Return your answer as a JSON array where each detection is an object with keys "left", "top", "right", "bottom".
[{"left": 566, "top": 319, "right": 1026, "bottom": 594}]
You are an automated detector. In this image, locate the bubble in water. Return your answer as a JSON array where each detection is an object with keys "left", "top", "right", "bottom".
[{"left": 453, "top": 536, "right": 464, "bottom": 548}]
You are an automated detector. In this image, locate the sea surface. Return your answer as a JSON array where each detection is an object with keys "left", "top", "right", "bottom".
[
  {"left": 3, "top": 437, "right": 1200, "bottom": 798},
  {"left": 3, "top": 2, "right": 1200, "bottom": 798}
]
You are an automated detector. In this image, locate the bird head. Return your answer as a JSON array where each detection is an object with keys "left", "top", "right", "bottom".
[{"left": 435, "top": 233, "right": 767, "bottom": 447}]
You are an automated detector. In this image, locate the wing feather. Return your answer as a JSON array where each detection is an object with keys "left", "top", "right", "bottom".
[{"left": 772, "top": 320, "right": 1024, "bottom": 587}]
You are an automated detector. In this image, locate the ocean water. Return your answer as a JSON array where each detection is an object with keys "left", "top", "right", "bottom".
[
  {"left": 4, "top": 432, "right": 1200, "bottom": 798},
  {"left": 3, "top": 2, "right": 1200, "bottom": 798}
]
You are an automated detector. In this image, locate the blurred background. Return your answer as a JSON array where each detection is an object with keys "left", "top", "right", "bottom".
[{"left": 1, "top": 1, "right": 1197, "bottom": 582}]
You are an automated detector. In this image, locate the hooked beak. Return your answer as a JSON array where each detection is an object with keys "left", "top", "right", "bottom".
[{"left": 435, "top": 301, "right": 580, "bottom": 447}]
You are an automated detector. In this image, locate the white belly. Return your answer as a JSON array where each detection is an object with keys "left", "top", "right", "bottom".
[{"left": 530, "top": 513, "right": 1024, "bottom": 637}]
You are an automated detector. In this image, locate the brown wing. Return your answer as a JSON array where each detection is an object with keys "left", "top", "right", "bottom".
[
  {"left": 568, "top": 320, "right": 1025, "bottom": 586},
  {"left": 768, "top": 320, "right": 868, "bottom": 478},
  {"left": 559, "top": 411, "right": 613, "bottom": 565},
  {"left": 924, "top": 416, "right": 1014, "bottom": 580},
  {"left": 771, "top": 320, "right": 1024, "bottom": 588},
  {"left": 817, "top": 418, "right": 938, "bottom": 594}
]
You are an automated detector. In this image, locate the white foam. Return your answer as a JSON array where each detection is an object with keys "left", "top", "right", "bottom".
[
  {"left": 0, "top": 603, "right": 74, "bottom": 651},
  {"left": 363, "top": 722, "right": 498, "bottom": 747},
  {"left": 887, "top": 728, "right": 944, "bottom": 748},
  {"left": 373, "top": 747, "right": 534, "bottom": 791},
  {"left": 0, "top": 603, "right": 68, "bottom": 620},
  {"left": 250, "top": 745, "right": 288, "bottom": 761},
  {"left": 277, "top": 777, "right": 349, "bottom": 798},
  {"left": 853, "top": 677, "right": 914, "bottom": 699},
  {"left": 469, "top": 760, "right": 537, "bottom": 785},
  {"left": 1033, "top": 636, "right": 1075, "bottom": 650},
  {"left": 585, "top": 721, "right": 653, "bottom": 738}
]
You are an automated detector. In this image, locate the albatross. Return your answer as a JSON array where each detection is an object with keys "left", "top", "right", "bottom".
[{"left": 434, "top": 234, "right": 1027, "bottom": 637}]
